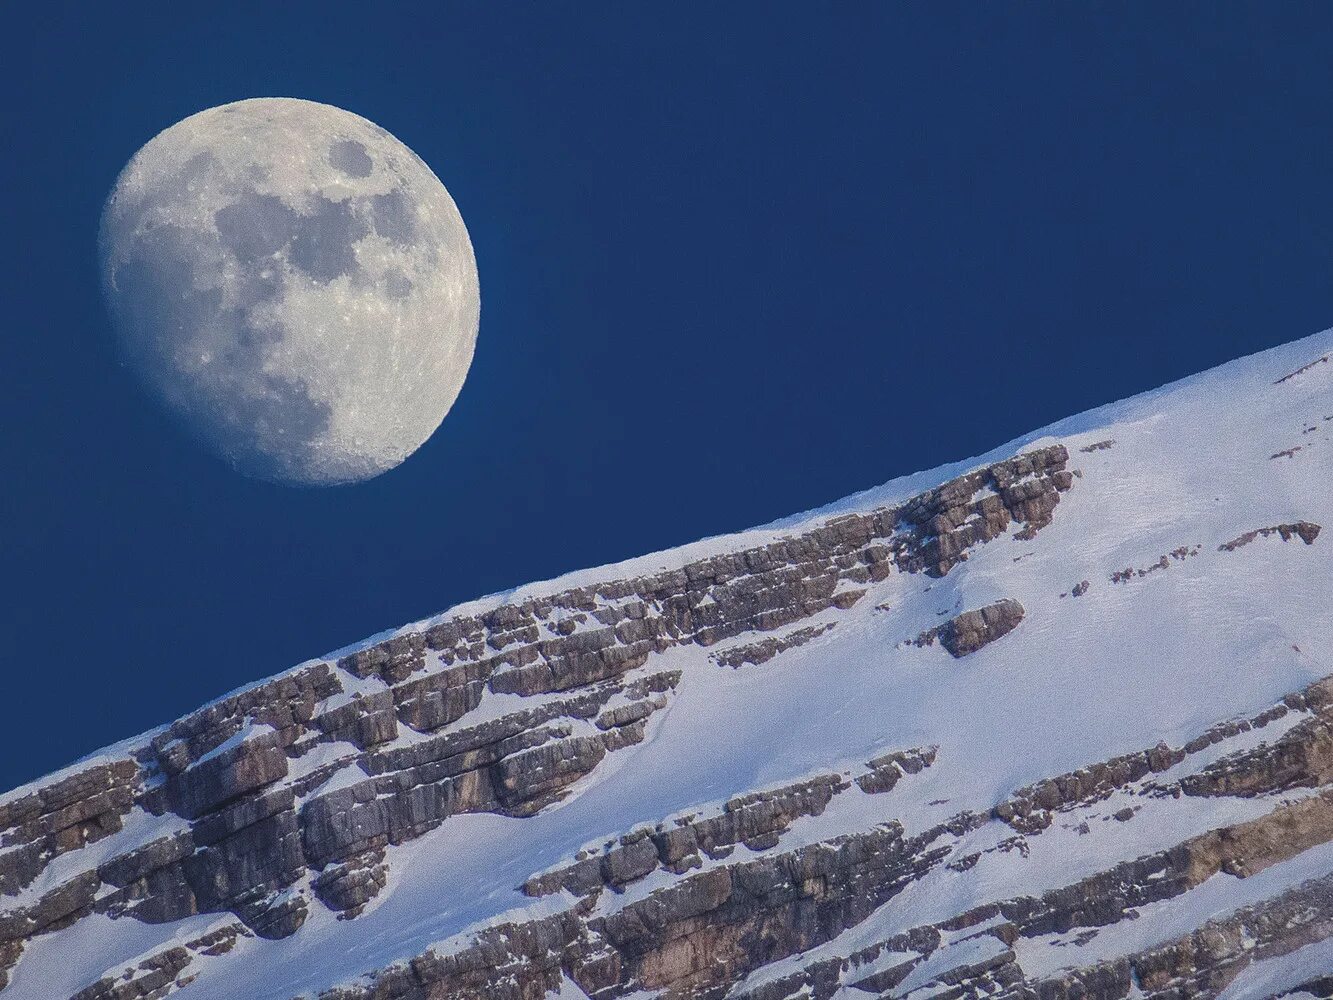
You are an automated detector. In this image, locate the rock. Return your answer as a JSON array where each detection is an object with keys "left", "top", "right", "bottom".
[
  {"left": 524, "top": 774, "right": 852, "bottom": 900},
  {"left": 712, "top": 623, "right": 838, "bottom": 668},
  {"left": 916, "top": 599, "right": 1026, "bottom": 657},
  {"left": 169, "top": 734, "right": 290, "bottom": 820},
  {"left": 856, "top": 746, "right": 938, "bottom": 794},
  {"left": 1219, "top": 520, "right": 1321, "bottom": 552},
  {"left": 0, "top": 760, "right": 139, "bottom": 896}
]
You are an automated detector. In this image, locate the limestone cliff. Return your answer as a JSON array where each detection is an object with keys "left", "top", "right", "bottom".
[{"left": 3, "top": 331, "right": 1333, "bottom": 999}]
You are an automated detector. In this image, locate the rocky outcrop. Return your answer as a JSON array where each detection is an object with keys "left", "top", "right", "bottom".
[
  {"left": 711, "top": 623, "right": 838, "bottom": 668},
  {"left": 70, "top": 922, "right": 250, "bottom": 1000},
  {"left": 1274, "top": 352, "right": 1331, "bottom": 383},
  {"left": 312, "top": 847, "right": 387, "bottom": 919},
  {"left": 1219, "top": 521, "right": 1322, "bottom": 551},
  {"left": 914, "top": 598, "right": 1026, "bottom": 657},
  {"left": 1027, "top": 869, "right": 1333, "bottom": 999},
  {"left": 0, "top": 759, "right": 140, "bottom": 898},
  {"left": 854, "top": 745, "right": 938, "bottom": 794},
  {"left": 1110, "top": 544, "right": 1202, "bottom": 583},
  {"left": 522, "top": 773, "right": 854, "bottom": 899},
  {"left": 1079, "top": 439, "right": 1115, "bottom": 453},
  {"left": 990, "top": 677, "right": 1333, "bottom": 837}
]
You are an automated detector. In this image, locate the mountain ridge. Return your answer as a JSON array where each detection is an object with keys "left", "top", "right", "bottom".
[{"left": 3, "top": 328, "right": 1332, "bottom": 999}]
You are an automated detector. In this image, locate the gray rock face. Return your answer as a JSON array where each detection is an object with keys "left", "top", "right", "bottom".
[
  {"left": 522, "top": 772, "right": 858, "bottom": 900},
  {"left": 914, "top": 598, "right": 1026, "bottom": 657},
  {"left": 712, "top": 623, "right": 838, "bottom": 669}
]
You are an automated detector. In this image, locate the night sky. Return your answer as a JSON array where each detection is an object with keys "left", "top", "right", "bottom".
[{"left": 4, "top": 4, "right": 1333, "bottom": 790}]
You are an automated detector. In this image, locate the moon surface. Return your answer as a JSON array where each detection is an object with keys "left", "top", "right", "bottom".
[{"left": 99, "top": 98, "right": 479, "bottom": 486}]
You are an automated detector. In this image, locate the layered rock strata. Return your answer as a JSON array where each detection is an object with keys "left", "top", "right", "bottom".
[
  {"left": 5, "top": 418, "right": 1332, "bottom": 999},
  {"left": 0, "top": 445, "right": 1074, "bottom": 995},
  {"left": 312, "top": 673, "right": 1333, "bottom": 1000}
]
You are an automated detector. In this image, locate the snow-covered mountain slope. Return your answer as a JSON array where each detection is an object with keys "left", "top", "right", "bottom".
[{"left": 4, "top": 330, "right": 1333, "bottom": 1000}]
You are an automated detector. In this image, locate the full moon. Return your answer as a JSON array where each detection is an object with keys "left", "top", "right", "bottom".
[{"left": 99, "top": 98, "right": 480, "bottom": 486}]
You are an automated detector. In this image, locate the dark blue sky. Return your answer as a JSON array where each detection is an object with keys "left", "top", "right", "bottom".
[{"left": 3, "top": 5, "right": 1332, "bottom": 789}]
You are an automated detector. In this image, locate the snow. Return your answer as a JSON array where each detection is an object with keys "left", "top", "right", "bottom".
[
  {"left": 8, "top": 807, "right": 189, "bottom": 907},
  {"left": 6, "top": 910, "right": 225, "bottom": 997},
  {"left": 6, "top": 327, "right": 1333, "bottom": 999},
  {"left": 547, "top": 976, "right": 594, "bottom": 999},
  {"left": 892, "top": 934, "right": 1007, "bottom": 996},
  {"left": 1219, "top": 934, "right": 1333, "bottom": 999},
  {"left": 190, "top": 720, "right": 276, "bottom": 768},
  {"left": 288, "top": 740, "right": 364, "bottom": 799}
]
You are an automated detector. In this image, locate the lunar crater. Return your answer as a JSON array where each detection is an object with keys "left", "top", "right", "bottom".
[{"left": 329, "top": 138, "right": 374, "bottom": 178}]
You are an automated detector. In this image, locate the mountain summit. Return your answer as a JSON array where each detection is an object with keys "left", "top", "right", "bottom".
[{"left": 3, "top": 331, "right": 1332, "bottom": 1000}]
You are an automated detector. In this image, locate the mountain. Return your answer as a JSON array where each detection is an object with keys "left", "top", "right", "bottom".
[{"left": 3, "top": 330, "right": 1333, "bottom": 1000}]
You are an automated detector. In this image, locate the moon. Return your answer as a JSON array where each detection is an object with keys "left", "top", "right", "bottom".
[{"left": 98, "top": 98, "right": 480, "bottom": 486}]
